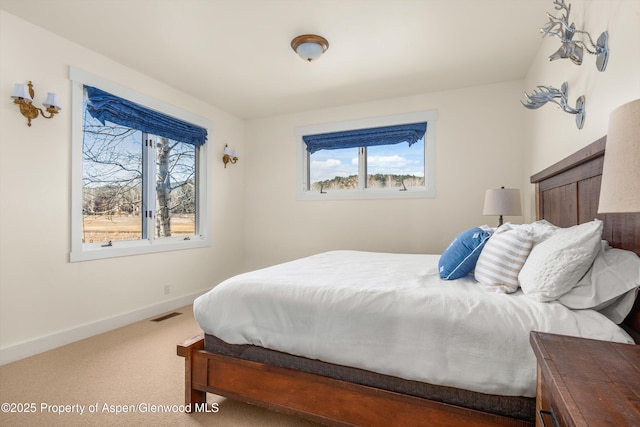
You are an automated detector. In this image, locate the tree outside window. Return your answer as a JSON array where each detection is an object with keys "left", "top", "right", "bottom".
[{"left": 81, "top": 92, "right": 197, "bottom": 244}]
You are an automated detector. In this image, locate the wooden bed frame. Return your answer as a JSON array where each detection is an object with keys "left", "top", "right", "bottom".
[{"left": 178, "top": 136, "right": 640, "bottom": 426}]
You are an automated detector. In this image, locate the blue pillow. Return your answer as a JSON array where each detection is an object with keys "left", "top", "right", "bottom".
[{"left": 438, "top": 227, "right": 491, "bottom": 280}]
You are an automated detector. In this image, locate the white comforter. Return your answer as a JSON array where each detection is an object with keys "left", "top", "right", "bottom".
[{"left": 193, "top": 250, "right": 633, "bottom": 397}]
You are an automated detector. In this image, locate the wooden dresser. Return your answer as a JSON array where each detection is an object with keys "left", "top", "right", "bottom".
[{"left": 530, "top": 331, "right": 640, "bottom": 427}]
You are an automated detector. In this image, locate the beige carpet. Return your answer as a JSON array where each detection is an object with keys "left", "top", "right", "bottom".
[{"left": 0, "top": 305, "right": 322, "bottom": 426}]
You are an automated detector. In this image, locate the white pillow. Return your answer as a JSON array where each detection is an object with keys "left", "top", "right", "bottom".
[
  {"left": 558, "top": 245, "right": 640, "bottom": 322},
  {"left": 528, "top": 219, "right": 560, "bottom": 245},
  {"left": 519, "top": 219, "right": 603, "bottom": 302},
  {"left": 597, "top": 289, "right": 638, "bottom": 324},
  {"left": 475, "top": 224, "right": 534, "bottom": 293}
]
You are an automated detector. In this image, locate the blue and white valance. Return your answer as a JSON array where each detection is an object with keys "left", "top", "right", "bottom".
[
  {"left": 85, "top": 86, "right": 208, "bottom": 147},
  {"left": 302, "top": 122, "right": 426, "bottom": 154}
]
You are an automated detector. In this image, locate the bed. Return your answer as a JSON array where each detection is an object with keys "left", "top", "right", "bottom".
[{"left": 178, "top": 136, "right": 640, "bottom": 426}]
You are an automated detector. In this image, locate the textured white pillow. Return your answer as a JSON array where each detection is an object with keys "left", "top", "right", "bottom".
[
  {"left": 519, "top": 219, "right": 603, "bottom": 302},
  {"left": 475, "top": 224, "right": 534, "bottom": 293},
  {"left": 528, "top": 220, "right": 560, "bottom": 245}
]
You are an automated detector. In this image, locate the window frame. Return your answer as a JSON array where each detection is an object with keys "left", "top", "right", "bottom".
[
  {"left": 295, "top": 111, "right": 436, "bottom": 201},
  {"left": 69, "top": 67, "right": 211, "bottom": 262}
]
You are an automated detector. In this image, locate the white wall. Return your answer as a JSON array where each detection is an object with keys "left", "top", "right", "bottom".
[
  {"left": 0, "top": 11, "right": 246, "bottom": 364},
  {"left": 243, "top": 80, "right": 527, "bottom": 269},
  {"left": 522, "top": 0, "right": 640, "bottom": 219}
]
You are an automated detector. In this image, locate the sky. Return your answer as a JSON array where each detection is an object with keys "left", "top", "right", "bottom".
[{"left": 309, "top": 138, "right": 425, "bottom": 183}]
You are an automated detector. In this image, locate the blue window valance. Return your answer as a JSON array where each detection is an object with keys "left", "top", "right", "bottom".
[
  {"left": 302, "top": 122, "right": 426, "bottom": 154},
  {"left": 85, "top": 86, "right": 208, "bottom": 147}
]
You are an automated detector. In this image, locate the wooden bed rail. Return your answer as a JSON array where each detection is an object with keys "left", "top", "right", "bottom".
[{"left": 177, "top": 335, "right": 532, "bottom": 427}]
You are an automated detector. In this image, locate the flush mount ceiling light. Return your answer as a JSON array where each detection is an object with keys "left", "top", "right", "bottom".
[{"left": 291, "top": 34, "right": 329, "bottom": 62}]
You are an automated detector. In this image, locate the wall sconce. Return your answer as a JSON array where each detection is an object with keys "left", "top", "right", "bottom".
[
  {"left": 521, "top": 82, "right": 585, "bottom": 129},
  {"left": 222, "top": 144, "right": 238, "bottom": 168},
  {"left": 540, "top": 0, "right": 609, "bottom": 71},
  {"left": 11, "top": 81, "right": 61, "bottom": 127},
  {"left": 483, "top": 187, "right": 522, "bottom": 227},
  {"left": 291, "top": 34, "right": 329, "bottom": 62}
]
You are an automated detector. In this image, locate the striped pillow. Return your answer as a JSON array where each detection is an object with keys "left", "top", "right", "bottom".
[{"left": 474, "top": 225, "right": 534, "bottom": 293}]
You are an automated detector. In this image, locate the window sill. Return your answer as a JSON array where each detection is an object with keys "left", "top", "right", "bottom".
[
  {"left": 296, "top": 188, "right": 435, "bottom": 201},
  {"left": 70, "top": 237, "right": 210, "bottom": 262}
]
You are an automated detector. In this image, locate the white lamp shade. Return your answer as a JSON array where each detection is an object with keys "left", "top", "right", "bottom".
[
  {"left": 223, "top": 146, "right": 232, "bottom": 156},
  {"left": 11, "top": 84, "right": 32, "bottom": 102},
  {"left": 231, "top": 149, "right": 238, "bottom": 158},
  {"left": 483, "top": 188, "right": 522, "bottom": 216},
  {"left": 296, "top": 42, "right": 325, "bottom": 62},
  {"left": 598, "top": 99, "right": 640, "bottom": 213},
  {"left": 43, "top": 92, "right": 61, "bottom": 110}
]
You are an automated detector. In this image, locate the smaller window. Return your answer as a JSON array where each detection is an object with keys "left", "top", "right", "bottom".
[{"left": 296, "top": 111, "right": 436, "bottom": 200}]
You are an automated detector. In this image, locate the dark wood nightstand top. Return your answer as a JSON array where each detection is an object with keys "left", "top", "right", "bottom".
[{"left": 530, "top": 331, "right": 640, "bottom": 427}]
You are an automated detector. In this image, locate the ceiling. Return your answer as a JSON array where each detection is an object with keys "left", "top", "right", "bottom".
[{"left": 1, "top": 0, "right": 551, "bottom": 119}]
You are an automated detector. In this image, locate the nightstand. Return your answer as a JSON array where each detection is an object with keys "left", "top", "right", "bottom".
[{"left": 530, "top": 331, "right": 640, "bottom": 427}]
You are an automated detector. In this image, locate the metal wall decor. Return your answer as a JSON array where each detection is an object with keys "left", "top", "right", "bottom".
[
  {"left": 521, "top": 82, "right": 586, "bottom": 129},
  {"left": 540, "top": 0, "right": 609, "bottom": 71}
]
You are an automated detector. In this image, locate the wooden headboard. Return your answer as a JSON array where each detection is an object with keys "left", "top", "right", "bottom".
[{"left": 530, "top": 136, "right": 640, "bottom": 339}]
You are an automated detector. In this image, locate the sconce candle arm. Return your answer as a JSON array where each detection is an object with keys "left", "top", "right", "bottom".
[{"left": 37, "top": 106, "right": 59, "bottom": 119}]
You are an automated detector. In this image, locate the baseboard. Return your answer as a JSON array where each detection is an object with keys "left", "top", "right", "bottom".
[{"left": 0, "top": 290, "right": 206, "bottom": 365}]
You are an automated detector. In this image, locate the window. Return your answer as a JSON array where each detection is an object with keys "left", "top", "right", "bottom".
[
  {"left": 296, "top": 111, "right": 436, "bottom": 200},
  {"left": 70, "top": 68, "right": 211, "bottom": 261}
]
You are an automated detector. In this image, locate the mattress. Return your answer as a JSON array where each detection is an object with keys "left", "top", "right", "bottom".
[
  {"left": 204, "top": 333, "right": 536, "bottom": 421},
  {"left": 194, "top": 250, "right": 633, "bottom": 398}
]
